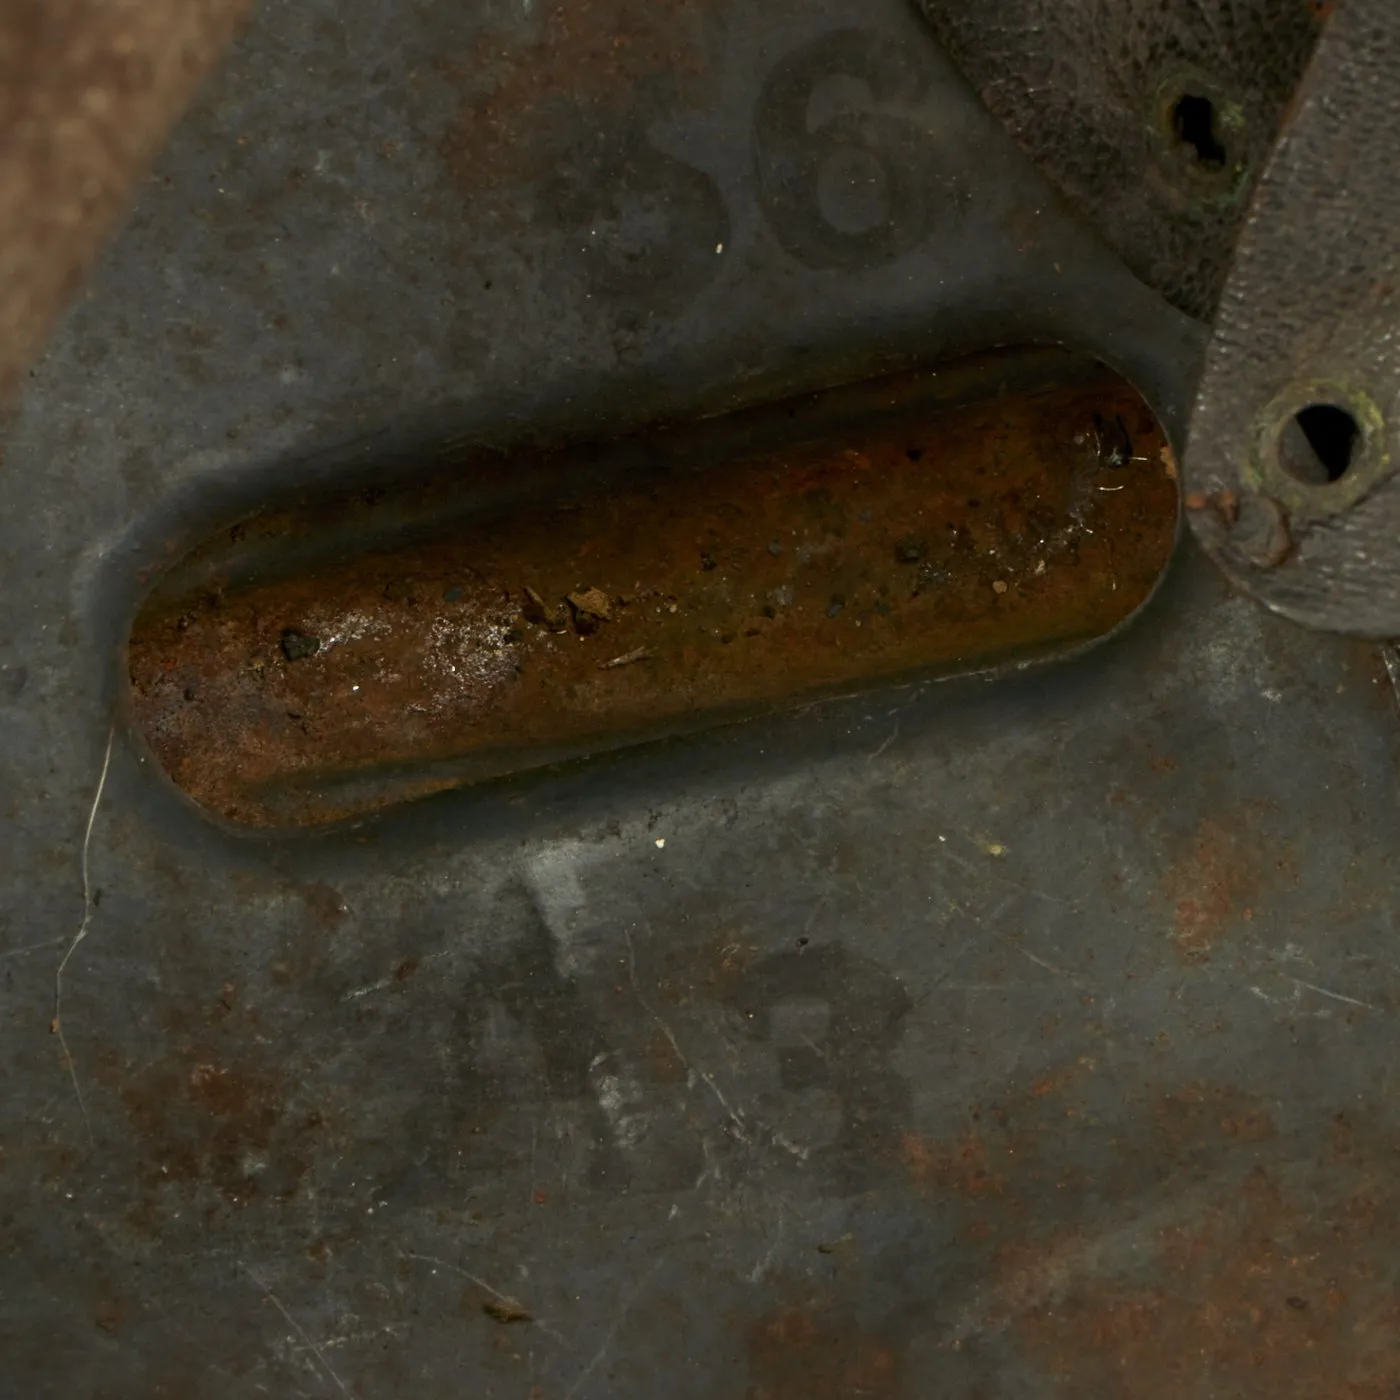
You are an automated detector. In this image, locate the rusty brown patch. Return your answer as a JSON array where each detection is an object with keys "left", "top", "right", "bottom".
[
  {"left": 747, "top": 1307, "right": 900, "bottom": 1400},
  {"left": 892, "top": 1077, "right": 1400, "bottom": 1398},
  {"left": 1154, "top": 1082, "right": 1277, "bottom": 1147},
  {"left": 116, "top": 1049, "right": 309, "bottom": 1210},
  {"left": 1164, "top": 816, "right": 1260, "bottom": 960},
  {"left": 129, "top": 352, "right": 1178, "bottom": 827},
  {"left": 440, "top": 0, "right": 714, "bottom": 198},
  {"left": 93, "top": 1297, "right": 125, "bottom": 1334},
  {"left": 299, "top": 881, "right": 347, "bottom": 927},
  {"left": 902, "top": 1128, "right": 1011, "bottom": 1197},
  {"left": 644, "top": 1025, "right": 686, "bottom": 1083},
  {"left": 1015, "top": 1164, "right": 1400, "bottom": 1399}
]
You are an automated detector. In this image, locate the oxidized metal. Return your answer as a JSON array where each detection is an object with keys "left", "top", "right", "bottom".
[{"left": 129, "top": 351, "right": 1177, "bottom": 826}]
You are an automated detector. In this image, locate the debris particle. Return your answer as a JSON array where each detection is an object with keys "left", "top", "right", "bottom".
[
  {"left": 280, "top": 628, "right": 321, "bottom": 662},
  {"left": 985, "top": 842, "right": 1008, "bottom": 858},
  {"left": 896, "top": 535, "right": 927, "bottom": 563},
  {"left": 826, "top": 596, "right": 845, "bottom": 619},
  {"left": 600, "top": 647, "right": 652, "bottom": 670},
  {"left": 568, "top": 587, "right": 612, "bottom": 619},
  {"left": 700, "top": 551, "right": 717, "bottom": 571},
  {"left": 655, "top": 838, "right": 666, "bottom": 849},
  {"left": 1286, "top": 1296, "right": 1308, "bottom": 1311},
  {"left": 993, "top": 580, "right": 1009, "bottom": 595},
  {"left": 568, "top": 587, "right": 613, "bottom": 635},
  {"left": 482, "top": 1297, "right": 533, "bottom": 1325},
  {"left": 1160, "top": 443, "right": 1179, "bottom": 480},
  {"left": 521, "top": 586, "right": 567, "bottom": 632}
]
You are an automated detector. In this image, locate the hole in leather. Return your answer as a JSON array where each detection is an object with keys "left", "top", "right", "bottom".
[
  {"left": 1172, "top": 95, "right": 1227, "bottom": 170},
  {"left": 1279, "top": 403, "right": 1360, "bottom": 485}
]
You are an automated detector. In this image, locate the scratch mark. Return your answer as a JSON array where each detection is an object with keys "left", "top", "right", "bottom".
[
  {"left": 52, "top": 721, "right": 115, "bottom": 1147},
  {"left": 748, "top": 1202, "right": 785, "bottom": 1283},
  {"left": 341, "top": 976, "right": 395, "bottom": 1001},
  {"left": 1015, "top": 944, "right": 1078, "bottom": 983},
  {"left": 599, "top": 647, "right": 652, "bottom": 670},
  {"left": 529, "top": 1116, "right": 538, "bottom": 1205},
  {"left": 342, "top": 950, "right": 449, "bottom": 1001},
  {"left": 869, "top": 719, "right": 899, "bottom": 761},
  {"left": 2, "top": 937, "right": 65, "bottom": 961},
  {"left": 1288, "top": 976, "right": 1376, "bottom": 1011},
  {"left": 624, "top": 928, "right": 750, "bottom": 1143},
  {"left": 1381, "top": 643, "right": 1400, "bottom": 712},
  {"left": 564, "top": 1260, "right": 663, "bottom": 1400},
  {"left": 241, "top": 1262, "right": 358, "bottom": 1400},
  {"left": 403, "top": 1251, "right": 568, "bottom": 1347}
]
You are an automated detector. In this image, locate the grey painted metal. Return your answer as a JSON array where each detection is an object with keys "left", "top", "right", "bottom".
[{"left": 3, "top": 0, "right": 1395, "bottom": 1396}]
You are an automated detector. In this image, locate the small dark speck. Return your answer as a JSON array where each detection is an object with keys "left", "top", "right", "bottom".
[
  {"left": 92, "top": 889, "right": 102, "bottom": 908},
  {"left": 897, "top": 536, "right": 927, "bottom": 564},
  {"left": 1286, "top": 1296, "right": 1308, "bottom": 1311},
  {"left": 761, "top": 605, "right": 776, "bottom": 620},
  {"left": 183, "top": 686, "right": 197, "bottom": 702},
  {"left": 721, "top": 633, "right": 735, "bottom": 644},
  {"left": 3, "top": 665, "right": 28, "bottom": 700},
  {"left": 281, "top": 628, "right": 321, "bottom": 662},
  {"left": 767, "top": 540, "right": 783, "bottom": 556},
  {"left": 906, "top": 446, "right": 924, "bottom": 462},
  {"left": 280, "top": 630, "right": 320, "bottom": 660},
  {"left": 826, "top": 597, "right": 845, "bottom": 619},
  {"left": 796, "top": 936, "right": 809, "bottom": 948},
  {"left": 286, "top": 711, "right": 303, "bottom": 721},
  {"left": 443, "top": 585, "right": 464, "bottom": 603},
  {"left": 700, "top": 551, "right": 717, "bottom": 571},
  {"left": 483, "top": 1297, "right": 532, "bottom": 1324}
]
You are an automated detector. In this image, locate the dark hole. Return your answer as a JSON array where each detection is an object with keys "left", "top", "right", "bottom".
[
  {"left": 1172, "top": 95, "right": 1227, "bottom": 170},
  {"left": 1278, "top": 403, "right": 1360, "bottom": 485}
]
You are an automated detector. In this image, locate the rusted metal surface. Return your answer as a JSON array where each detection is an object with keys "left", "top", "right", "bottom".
[
  {"left": 129, "top": 352, "right": 1176, "bottom": 826},
  {"left": 8, "top": 0, "right": 1399, "bottom": 1392}
]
